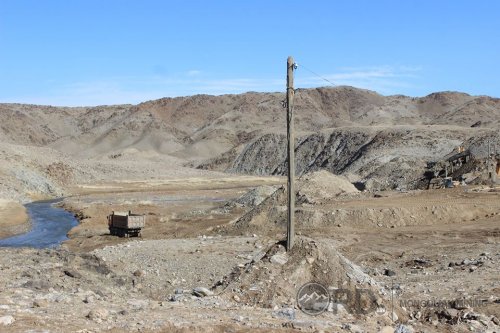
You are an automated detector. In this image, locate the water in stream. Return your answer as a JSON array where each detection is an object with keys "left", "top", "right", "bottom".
[{"left": 0, "top": 199, "right": 78, "bottom": 248}]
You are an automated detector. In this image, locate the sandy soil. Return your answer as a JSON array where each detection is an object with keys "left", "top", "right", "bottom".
[{"left": 0, "top": 199, "right": 29, "bottom": 239}]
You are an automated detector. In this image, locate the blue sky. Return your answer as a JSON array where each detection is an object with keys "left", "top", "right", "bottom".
[{"left": 0, "top": 0, "right": 498, "bottom": 106}]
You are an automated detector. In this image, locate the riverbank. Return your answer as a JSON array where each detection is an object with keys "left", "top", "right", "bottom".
[{"left": 0, "top": 199, "right": 29, "bottom": 239}]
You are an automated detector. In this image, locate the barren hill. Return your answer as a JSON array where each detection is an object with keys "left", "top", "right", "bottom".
[{"left": 1, "top": 86, "right": 499, "bottom": 200}]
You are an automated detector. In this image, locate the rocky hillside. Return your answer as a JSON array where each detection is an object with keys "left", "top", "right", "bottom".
[{"left": 1, "top": 86, "right": 499, "bottom": 199}]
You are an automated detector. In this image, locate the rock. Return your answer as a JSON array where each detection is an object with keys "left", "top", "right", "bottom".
[
  {"left": 467, "top": 319, "right": 484, "bottom": 331},
  {"left": 64, "top": 269, "right": 82, "bottom": 279},
  {"left": 169, "top": 294, "right": 183, "bottom": 302},
  {"left": 306, "top": 257, "right": 315, "bottom": 264},
  {"left": 33, "top": 299, "right": 49, "bottom": 308},
  {"left": 270, "top": 253, "right": 288, "bottom": 266},
  {"left": 383, "top": 268, "right": 396, "bottom": 277},
  {"left": 395, "top": 324, "right": 414, "bottom": 333},
  {"left": 174, "top": 288, "right": 183, "bottom": 295},
  {"left": 127, "top": 299, "right": 149, "bottom": 309},
  {"left": 463, "top": 312, "right": 481, "bottom": 321},
  {"left": 492, "top": 316, "right": 500, "bottom": 325},
  {"left": 233, "top": 295, "right": 241, "bottom": 302},
  {"left": 341, "top": 323, "right": 363, "bottom": 332},
  {"left": 83, "top": 295, "right": 95, "bottom": 304},
  {"left": 233, "top": 315, "right": 245, "bottom": 322},
  {"left": 469, "top": 266, "right": 477, "bottom": 272},
  {"left": 192, "top": 287, "right": 214, "bottom": 297},
  {"left": 132, "top": 279, "right": 142, "bottom": 289},
  {"left": 133, "top": 269, "right": 145, "bottom": 277},
  {"left": 272, "top": 307, "right": 295, "bottom": 320},
  {"left": 438, "top": 308, "right": 460, "bottom": 323},
  {"left": 0, "top": 315, "right": 15, "bottom": 326},
  {"left": 23, "top": 279, "right": 50, "bottom": 290},
  {"left": 87, "top": 307, "right": 109, "bottom": 321}
]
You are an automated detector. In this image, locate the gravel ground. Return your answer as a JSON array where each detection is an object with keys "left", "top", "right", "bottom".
[
  {"left": 92, "top": 236, "right": 266, "bottom": 298},
  {"left": 0, "top": 238, "right": 389, "bottom": 333}
]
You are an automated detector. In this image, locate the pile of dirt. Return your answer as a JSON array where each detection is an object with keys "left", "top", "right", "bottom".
[
  {"left": 214, "top": 236, "right": 399, "bottom": 322},
  {"left": 230, "top": 185, "right": 280, "bottom": 208},
  {"left": 224, "top": 186, "right": 286, "bottom": 236},
  {"left": 297, "top": 170, "right": 359, "bottom": 204}
]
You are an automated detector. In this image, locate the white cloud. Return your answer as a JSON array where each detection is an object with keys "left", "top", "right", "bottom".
[
  {"left": 9, "top": 76, "right": 283, "bottom": 106},
  {"left": 3, "top": 65, "right": 421, "bottom": 106},
  {"left": 186, "top": 70, "right": 202, "bottom": 76},
  {"left": 295, "top": 65, "right": 422, "bottom": 94},
  {"left": 15, "top": 81, "right": 166, "bottom": 107}
]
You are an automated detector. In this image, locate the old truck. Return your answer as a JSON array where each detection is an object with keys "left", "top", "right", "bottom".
[{"left": 107, "top": 211, "right": 145, "bottom": 237}]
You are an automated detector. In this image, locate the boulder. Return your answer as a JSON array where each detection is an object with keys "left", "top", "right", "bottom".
[{"left": 193, "top": 287, "right": 214, "bottom": 297}]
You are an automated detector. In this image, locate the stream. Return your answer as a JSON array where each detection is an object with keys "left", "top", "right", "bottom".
[{"left": 0, "top": 199, "right": 78, "bottom": 248}]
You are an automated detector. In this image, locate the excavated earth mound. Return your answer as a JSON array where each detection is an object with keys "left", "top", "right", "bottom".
[
  {"left": 213, "top": 236, "right": 401, "bottom": 322},
  {"left": 297, "top": 170, "right": 359, "bottom": 204}
]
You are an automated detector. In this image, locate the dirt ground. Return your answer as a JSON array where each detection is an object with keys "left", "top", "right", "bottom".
[
  {"left": 0, "top": 175, "right": 499, "bottom": 332},
  {"left": 331, "top": 190, "right": 500, "bottom": 327},
  {"left": 61, "top": 175, "right": 283, "bottom": 252},
  {"left": 0, "top": 199, "right": 29, "bottom": 239}
]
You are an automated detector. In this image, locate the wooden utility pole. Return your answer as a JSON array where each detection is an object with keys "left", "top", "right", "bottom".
[{"left": 286, "top": 56, "right": 295, "bottom": 251}]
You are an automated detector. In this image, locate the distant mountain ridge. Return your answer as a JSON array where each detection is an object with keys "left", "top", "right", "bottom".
[
  {"left": 1, "top": 86, "right": 499, "bottom": 150},
  {"left": 1, "top": 86, "right": 499, "bottom": 194}
]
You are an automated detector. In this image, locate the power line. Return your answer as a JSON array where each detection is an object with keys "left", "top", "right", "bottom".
[
  {"left": 296, "top": 62, "right": 338, "bottom": 88},
  {"left": 284, "top": 61, "right": 337, "bottom": 181}
]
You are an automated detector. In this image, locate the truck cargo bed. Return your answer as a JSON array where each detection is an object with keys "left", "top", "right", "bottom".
[{"left": 108, "top": 211, "right": 146, "bottom": 237}]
